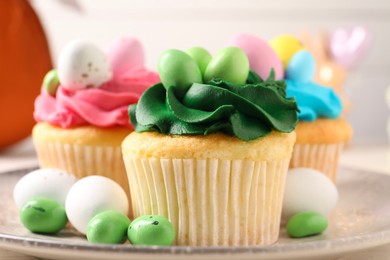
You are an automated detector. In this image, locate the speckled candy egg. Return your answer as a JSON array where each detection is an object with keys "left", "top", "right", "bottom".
[
  {"left": 13, "top": 168, "right": 77, "bottom": 208},
  {"left": 65, "top": 175, "right": 128, "bottom": 235},
  {"left": 128, "top": 215, "right": 175, "bottom": 246},
  {"left": 282, "top": 168, "right": 338, "bottom": 220},
  {"left": 57, "top": 40, "right": 112, "bottom": 90},
  {"left": 229, "top": 34, "right": 284, "bottom": 80}
]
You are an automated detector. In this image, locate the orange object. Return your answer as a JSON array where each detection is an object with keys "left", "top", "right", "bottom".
[{"left": 0, "top": 0, "right": 52, "bottom": 149}]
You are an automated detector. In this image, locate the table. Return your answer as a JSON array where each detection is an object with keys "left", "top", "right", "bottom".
[{"left": 1, "top": 138, "right": 390, "bottom": 260}]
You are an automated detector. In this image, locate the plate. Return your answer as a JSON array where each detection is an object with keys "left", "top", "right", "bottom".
[{"left": 1, "top": 167, "right": 390, "bottom": 260}]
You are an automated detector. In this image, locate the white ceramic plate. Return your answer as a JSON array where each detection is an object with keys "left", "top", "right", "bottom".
[{"left": 1, "top": 167, "right": 390, "bottom": 260}]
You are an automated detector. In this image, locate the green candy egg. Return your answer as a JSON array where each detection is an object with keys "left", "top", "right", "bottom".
[
  {"left": 128, "top": 215, "right": 175, "bottom": 246},
  {"left": 43, "top": 69, "right": 60, "bottom": 96},
  {"left": 20, "top": 197, "right": 67, "bottom": 234},
  {"left": 158, "top": 49, "right": 202, "bottom": 97},
  {"left": 185, "top": 47, "right": 212, "bottom": 77},
  {"left": 286, "top": 211, "right": 328, "bottom": 238},
  {"left": 204, "top": 47, "right": 249, "bottom": 84},
  {"left": 86, "top": 210, "right": 131, "bottom": 244}
]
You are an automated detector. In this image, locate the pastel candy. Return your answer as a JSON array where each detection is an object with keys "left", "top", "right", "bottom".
[
  {"left": 57, "top": 39, "right": 112, "bottom": 90},
  {"left": 229, "top": 34, "right": 284, "bottom": 80},
  {"left": 204, "top": 47, "right": 249, "bottom": 84},
  {"left": 158, "top": 49, "right": 202, "bottom": 97},
  {"left": 106, "top": 37, "right": 145, "bottom": 78},
  {"left": 286, "top": 211, "right": 328, "bottom": 238},
  {"left": 86, "top": 210, "right": 131, "bottom": 244},
  {"left": 270, "top": 35, "right": 304, "bottom": 68},
  {"left": 185, "top": 47, "right": 212, "bottom": 77},
  {"left": 128, "top": 215, "right": 175, "bottom": 246},
  {"left": 43, "top": 69, "right": 60, "bottom": 96},
  {"left": 20, "top": 198, "right": 67, "bottom": 234},
  {"left": 286, "top": 50, "right": 316, "bottom": 83}
]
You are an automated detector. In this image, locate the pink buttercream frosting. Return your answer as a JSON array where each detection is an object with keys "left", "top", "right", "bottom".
[{"left": 34, "top": 38, "right": 160, "bottom": 129}]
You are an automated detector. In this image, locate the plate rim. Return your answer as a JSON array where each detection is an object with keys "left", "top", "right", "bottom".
[{"left": 1, "top": 167, "right": 390, "bottom": 257}]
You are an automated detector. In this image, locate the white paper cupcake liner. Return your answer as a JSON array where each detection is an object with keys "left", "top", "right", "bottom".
[
  {"left": 124, "top": 157, "right": 290, "bottom": 246},
  {"left": 289, "top": 143, "right": 344, "bottom": 182},
  {"left": 34, "top": 141, "right": 131, "bottom": 212}
]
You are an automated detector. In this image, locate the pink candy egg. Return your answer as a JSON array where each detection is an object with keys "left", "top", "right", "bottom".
[
  {"left": 106, "top": 37, "right": 145, "bottom": 78},
  {"left": 229, "top": 34, "right": 284, "bottom": 80}
]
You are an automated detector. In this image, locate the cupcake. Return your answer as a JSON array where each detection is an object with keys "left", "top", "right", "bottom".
[
  {"left": 122, "top": 47, "right": 299, "bottom": 246},
  {"left": 269, "top": 34, "right": 353, "bottom": 182},
  {"left": 32, "top": 37, "right": 159, "bottom": 212}
]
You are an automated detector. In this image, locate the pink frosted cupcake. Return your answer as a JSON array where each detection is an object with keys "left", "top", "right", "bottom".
[{"left": 32, "top": 38, "right": 159, "bottom": 214}]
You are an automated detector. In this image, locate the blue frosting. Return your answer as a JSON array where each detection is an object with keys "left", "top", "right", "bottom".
[{"left": 285, "top": 80, "right": 342, "bottom": 122}]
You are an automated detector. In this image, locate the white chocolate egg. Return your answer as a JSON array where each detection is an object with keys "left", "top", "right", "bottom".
[
  {"left": 282, "top": 168, "right": 338, "bottom": 220},
  {"left": 65, "top": 176, "right": 129, "bottom": 235},
  {"left": 13, "top": 168, "right": 77, "bottom": 208},
  {"left": 57, "top": 40, "right": 112, "bottom": 90}
]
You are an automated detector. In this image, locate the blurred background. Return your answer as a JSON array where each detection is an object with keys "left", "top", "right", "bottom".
[{"left": 1, "top": 0, "right": 390, "bottom": 148}]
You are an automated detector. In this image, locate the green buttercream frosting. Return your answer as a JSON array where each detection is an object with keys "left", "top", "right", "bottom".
[{"left": 129, "top": 71, "right": 299, "bottom": 141}]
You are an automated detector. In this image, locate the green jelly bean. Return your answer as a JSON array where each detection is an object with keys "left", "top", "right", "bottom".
[
  {"left": 86, "top": 210, "right": 131, "bottom": 244},
  {"left": 158, "top": 49, "right": 202, "bottom": 97},
  {"left": 43, "top": 69, "right": 60, "bottom": 96},
  {"left": 20, "top": 197, "right": 67, "bottom": 234},
  {"left": 128, "top": 215, "right": 175, "bottom": 246},
  {"left": 204, "top": 47, "right": 249, "bottom": 84},
  {"left": 185, "top": 47, "right": 212, "bottom": 77},
  {"left": 286, "top": 211, "right": 328, "bottom": 238}
]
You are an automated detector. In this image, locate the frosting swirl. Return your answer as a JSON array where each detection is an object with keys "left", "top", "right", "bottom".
[
  {"left": 130, "top": 75, "right": 299, "bottom": 141},
  {"left": 34, "top": 68, "right": 159, "bottom": 128},
  {"left": 285, "top": 80, "right": 342, "bottom": 122}
]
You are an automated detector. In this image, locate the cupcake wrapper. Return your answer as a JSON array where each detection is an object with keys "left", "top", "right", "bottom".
[
  {"left": 34, "top": 141, "right": 131, "bottom": 215},
  {"left": 289, "top": 143, "right": 344, "bottom": 182},
  {"left": 124, "top": 157, "right": 290, "bottom": 246}
]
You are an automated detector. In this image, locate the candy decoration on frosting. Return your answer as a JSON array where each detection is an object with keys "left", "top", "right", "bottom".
[
  {"left": 204, "top": 47, "right": 249, "bottom": 84},
  {"left": 282, "top": 168, "right": 338, "bottom": 220},
  {"left": 106, "top": 37, "right": 145, "bottom": 78},
  {"left": 13, "top": 168, "right": 77, "bottom": 208},
  {"left": 65, "top": 176, "right": 129, "bottom": 235},
  {"left": 20, "top": 197, "right": 68, "bottom": 234},
  {"left": 43, "top": 69, "right": 60, "bottom": 96},
  {"left": 270, "top": 35, "right": 304, "bottom": 68},
  {"left": 86, "top": 210, "right": 131, "bottom": 244},
  {"left": 57, "top": 39, "right": 113, "bottom": 90},
  {"left": 158, "top": 49, "right": 202, "bottom": 97},
  {"left": 286, "top": 211, "right": 328, "bottom": 238},
  {"left": 229, "top": 34, "right": 284, "bottom": 80},
  {"left": 285, "top": 50, "right": 316, "bottom": 83},
  {"left": 128, "top": 215, "right": 175, "bottom": 246},
  {"left": 185, "top": 47, "right": 212, "bottom": 78}
]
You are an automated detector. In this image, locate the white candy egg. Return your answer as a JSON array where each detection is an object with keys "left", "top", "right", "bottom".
[
  {"left": 57, "top": 40, "right": 112, "bottom": 90},
  {"left": 282, "top": 168, "right": 338, "bottom": 220},
  {"left": 13, "top": 168, "right": 77, "bottom": 208},
  {"left": 65, "top": 176, "right": 128, "bottom": 235}
]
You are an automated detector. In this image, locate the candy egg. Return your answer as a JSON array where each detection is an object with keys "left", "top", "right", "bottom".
[
  {"left": 158, "top": 49, "right": 202, "bottom": 97},
  {"left": 204, "top": 47, "right": 249, "bottom": 84},
  {"left": 286, "top": 50, "right": 316, "bottom": 83},
  {"left": 269, "top": 35, "right": 304, "bottom": 68},
  {"left": 57, "top": 40, "right": 112, "bottom": 90},
  {"left": 20, "top": 197, "right": 67, "bottom": 234},
  {"left": 185, "top": 47, "right": 212, "bottom": 76},
  {"left": 43, "top": 69, "right": 60, "bottom": 96},
  {"left": 86, "top": 210, "right": 131, "bottom": 244},
  {"left": 128, "top": 215, "right": 175, "bottom": 246},
  {"left": 65, "top": 175, "right": 128, "bottom": 235},
  {"left": 13, "top": 168, "right": 77, "bottom": 208},
  {"left": 229, "top": 34, "right": 284, "bottom": 80},
  {"left": 282, "top": 168, "right": 338, "bottom": 220},
  {"left": 286, "top": 211, "right": 328, "bottom": 238},
  {"left": 106, "top": 37, "right": 145, "bottom": 78}
]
